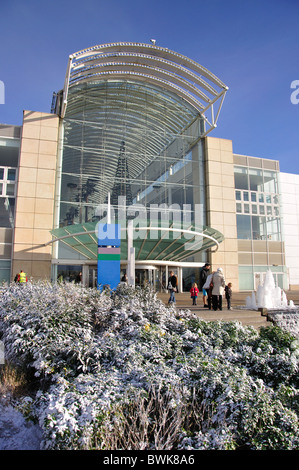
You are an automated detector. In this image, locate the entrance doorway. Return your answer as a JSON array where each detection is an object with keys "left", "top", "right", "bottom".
[
  {"left": 134, "top": 267, "right": 160, "bottom": 290},
  {"left": 88, "top": 267, "right": 97, "bottom": 288}
]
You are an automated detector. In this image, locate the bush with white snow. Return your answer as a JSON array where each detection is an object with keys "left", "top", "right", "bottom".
[{"left": 0, "top": 281, "right": 298, "bottom": 450}]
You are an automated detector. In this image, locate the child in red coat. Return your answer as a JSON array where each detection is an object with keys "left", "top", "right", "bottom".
[{"left": 190, "top": 282, "right": 199, "bottom": 305}]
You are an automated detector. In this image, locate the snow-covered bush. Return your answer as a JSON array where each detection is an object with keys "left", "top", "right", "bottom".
[
  {"left": 0, "top": 281, "right": 298, "bottom": 450},
  {"left": 268, "top": 311, "right": 299, "bottom": 338}
]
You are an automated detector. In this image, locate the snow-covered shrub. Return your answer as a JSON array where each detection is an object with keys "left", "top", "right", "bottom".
[{"left": 0, "top": 281, "right": 298, "bottom": 450}]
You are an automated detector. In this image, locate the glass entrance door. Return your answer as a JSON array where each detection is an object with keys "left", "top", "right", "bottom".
[
  {"left": 88, "top": 267, "right": 97, "bottom": 288},
  {"left": 135, "top": 267, "right": 160, "bottom": 290}
]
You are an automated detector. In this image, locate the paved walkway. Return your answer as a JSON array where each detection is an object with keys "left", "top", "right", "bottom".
[{"left": 157, "top": 290, "right": 299, "bottom": 330}]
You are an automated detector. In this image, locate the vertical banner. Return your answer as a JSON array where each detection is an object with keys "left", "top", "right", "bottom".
[{"left": 97, "top": 223, "right": 121, "bottom": 291}]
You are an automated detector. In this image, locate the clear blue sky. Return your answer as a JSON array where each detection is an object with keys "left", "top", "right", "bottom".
[{"left": 0, "top": 0, "right": 298, "bottom": 173}]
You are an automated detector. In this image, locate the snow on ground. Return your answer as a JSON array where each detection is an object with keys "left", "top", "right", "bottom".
[{"left": 0, "top": 397, "right": 42, "bottom": 450}]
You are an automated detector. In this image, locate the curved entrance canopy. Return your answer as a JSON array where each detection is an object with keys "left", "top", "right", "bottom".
[
  {"left": 59, "top": 42, "right": 228, "bottom": 135},
  {"left": 48, "top": 222, "right": 224, "bottom": 262}
]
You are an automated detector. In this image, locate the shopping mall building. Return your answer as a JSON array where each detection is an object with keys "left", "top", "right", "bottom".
[{"left": 1, "top": 42, "right": 298, "bottom": 292}]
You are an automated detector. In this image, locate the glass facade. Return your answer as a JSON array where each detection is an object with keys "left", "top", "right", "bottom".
[
  {"left": 0, "top": 130, "right": 19, "bottom": 282},
  {"left": 50, "top": 42, "right": 228, "bottom": 288},
  {"left": 57, "top": 80, "right": 207, "bottom": 265},
  {"left": 59, "top": 81, "right": 204, "bottom": 227},
  {"left": 234, "top": 164, "right": 286, "bottom": 289},
  {"left": 235, "top": 166, "right": 281, "bottom": 241}
]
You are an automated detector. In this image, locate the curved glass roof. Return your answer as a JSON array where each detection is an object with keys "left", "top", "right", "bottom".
[
  {"left": 49, "top": 221, "right": 224, "bottom": 262},
  {"left": 58, "top": 42, "right": 228, "bottom": 208},
  {"left": 61, "top": 42, "right": 228, "bottom": 133},
  {"left": 53, "top": 43, "right": 227, "bottom": 260}
]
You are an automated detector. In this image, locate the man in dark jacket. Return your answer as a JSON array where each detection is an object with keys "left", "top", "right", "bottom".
[
  {"left": 199, "top": 263, "right": 210, "bottom": 307},
  {"left": 168, "top": 271, "right": 177, "bottom": 304}
]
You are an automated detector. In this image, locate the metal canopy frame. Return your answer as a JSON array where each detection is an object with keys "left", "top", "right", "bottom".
[
  {"left": 48, "top": 222, "right": 224, "bottom": 261},
  {"left": 61, "top": 42, "right": 228, "bottom": 136}
]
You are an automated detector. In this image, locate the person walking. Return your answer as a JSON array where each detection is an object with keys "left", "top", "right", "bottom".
[
  {"left": 199, "top": 263, "right": 210, "bottom": 307},
  {"left": 211, "top": 268, "right": 225, "bottom": 311},
  {"left": 168, "top": 271, "right": 177, "bottom": 304}
]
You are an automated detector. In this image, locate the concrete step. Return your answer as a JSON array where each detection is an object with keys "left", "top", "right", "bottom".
[{"left": 157, "top": 292, "right": 270, "bottom": 330}]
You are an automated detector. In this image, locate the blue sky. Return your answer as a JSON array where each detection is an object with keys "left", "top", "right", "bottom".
[{"left": 0, "top": 0, "right": 298, "bottom": 173}]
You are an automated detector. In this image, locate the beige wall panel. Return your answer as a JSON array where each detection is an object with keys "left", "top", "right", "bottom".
[
  {"left": 17, "top": 181, "right": 37, "bottom": 198},
  {"left": 22, "top": 124, "right": 41, "bottom": 139},
  {"left": 33, "top": 213, "right": 54, "bottom": 229},
  {"left": 206, "top": 148, "right": 221, "bottom": 161},
  {"left": 14, "top": 228, "right": 33, "bottom": 244},
  {"left": 289, "top": 285, "right": 299, "bottom": 291},
  {"left": 20, "top": 138, "right": 40, "bottom": 154},
  {"left": 17, "top": 152, "right": 38, "bottom": 168},
  {"left": 207, "top": 160, "right": 222, "bottom": 174},
  {"left": 32, "top": 229, "right": 53, "bottom": 245},
  {"left": 224, "top": 251, "right": 238, "bottom": 266},
  {"left": 254, "top": 253, "right": 268, "bottom": 264},
  {"left": 221, "top": 162, "right": 233, "bottom": 175},
  {"left": 38, "top": 140, "right": 58, "bottom": 156},
  {"left": 206, "top": 137, "right": 220, "bottom": 150},
  {"left": 18, "top": 167, "right": 37, "bottom": 183},
  {"left": 238, "top": 240, "right": 252, "bottom": 251},
  {"left": 12, "top": 110, "right": 59, "bottom": 281},
  {"left": 222, "top": 199, "right": 237, "bottom": 214},
  {"left": 268, "top": 253, "right": 284, "bottom": 265},
  {"left": 238, "top": 253, "right": 253, "bottom": 264},
  {"left": 39, "top": 114, "right": 59, "bottom": 127},
  {"left": 221, "top": 174, "right": 234, "bottom": 187},
  {"left": 15, "top": 212, "right": 35, "bottom": 229},
  {"left": 222, "top": 225, "right": 237, "bottom": 239},
  {"left": 223, "top": 238, "right": 238, "bottom": 252},
  {"left": 35, "top": 198, "right": 54, "bottom": 214},
  {"left": 37, "top": 168, "right": 55, "bottom": 185},
  {"left": 211, "top": 251, "right": 225, "bottom": 267},
  {"left": 39, "top": 126, "right": 58, "bottom": 141},
  {"left": 14, "top": 197, "right": 35, "bottom": 213},
  {"left": 23, "top": 111, "right": 43, "bottom": 123},
  {"left": 208, "top": 198, "right": 223, "bottom": 212},
  {"left": 38, "top": 153, "right": 57, "bottom": 170},
  {"left": 252, "top": 240, "right": 267, "bottom": 252},
  {"left": 219, "top": 150, "right": 234, "bottom": 163},
  {"left": 268, "top": 241, "right": 284, "bottom": 253},
  {"left": 220, "top": 212, "right": 236, "bottom": 227},
  {"left": 205, "top": 136, "right": 239, "bottom": 290},
  {"left": 208, "top": 185, "right": 223, "bottom": 199},
  {"left": 13, "top": 245, "right": 36, "bottom": 260},
  {"left": 220, "top": 139, "right": 233, "bottom": 152},
  {"left": 30, "top": 261, "right": 51, "bottom": 279},
  {"left": 35, "top": 183, "right": 55, "bottom": 199},
  {"left": 31, "top": 245, "right": 52, "bottom": 260},
  {"left": 222, "top": 187, "right": 235, "bottom": 200}
]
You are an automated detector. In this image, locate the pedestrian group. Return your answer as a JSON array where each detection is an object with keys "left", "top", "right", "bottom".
[{"left": 168, "top": 263, "right": 232, "bottom": 310}]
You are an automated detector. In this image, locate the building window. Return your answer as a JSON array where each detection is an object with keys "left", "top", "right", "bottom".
[
  {"left": 0, "top": 167, "right": 17, "bottom": 198},
  {"left": 0, "top": 167, "right": 17, "bottom": 228},
  {"left": 234, "top": 167, "right": 280, "bottom": 223}
]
